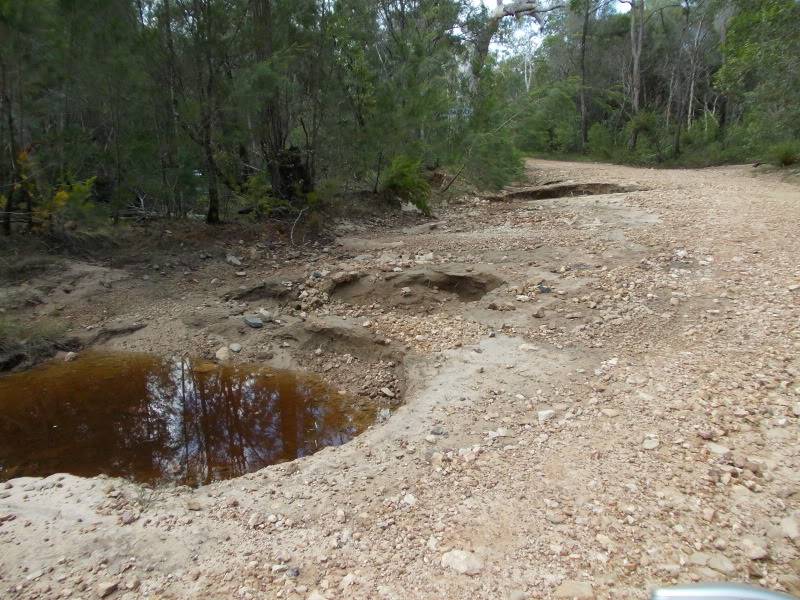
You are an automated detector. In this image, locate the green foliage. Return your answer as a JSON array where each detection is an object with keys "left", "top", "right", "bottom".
[
  {"left": 240, "top": 173, "right": 285, "bottom": 219},
  {"left": 465, "top": 132, "right": 524, "bottom": 191},
  {"left": 0, "top": 317, "right": 69, "bottom": 369},
  {"left": 767, "top": 142, "right": 800, "bottom": 168},
  {"left": 716, "top": 0, "right": 800, "bottom": 146},
  {"left": 0, "top": 255, "right": 57, "bottom": 282},
  {"left": 516, "top": 82, "right": 581, "bottom": 154},
  {"left": 587, "top": 123, "right": 615, "bottom": 159},
  {"left": 29, "top": 177, "right": 104, "bottom": 229},
  {"left": 382, "top": 156, "right": 431, "bottom": 216}
]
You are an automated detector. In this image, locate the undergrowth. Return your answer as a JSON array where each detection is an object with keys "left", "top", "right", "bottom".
[
  {"left": 0, "top": 318, "right": 70, "bottom": 370},
  {"left": 382, "top": 156, "right": 432, "bottom": 216}
]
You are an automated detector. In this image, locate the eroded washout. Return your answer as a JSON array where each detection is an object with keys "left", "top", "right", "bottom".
[{"left": 0, "top": 352, "right": 376, "bottom": 486}]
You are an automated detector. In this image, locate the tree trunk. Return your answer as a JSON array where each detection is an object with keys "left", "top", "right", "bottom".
[
  {"left": 1, "top": 59, "right": 18, "bottom": 236},
  {"left": 627, "top": 0, "right": 645, "bottom": 151},
  {"left": 204, "top": 125, "right": 220, "bottom": 224},
  {"left": 471, "top": 1, "right": 555, "bottom": 89},
  {"left": 253, "top": 0, "right": 291, "bottom": 198},
  {"left": 161, "top": 0, "right": 181, "bottom": 217},
  {"left": 199, "top": 0, "right": 220, "bottom": 224},
  {"left": 579, "top": 4, "right": 591, "bottom": 150}
]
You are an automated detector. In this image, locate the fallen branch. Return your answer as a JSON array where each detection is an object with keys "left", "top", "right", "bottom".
[{"left": 290, "top": 208, "right": 308, "bottom": 246}]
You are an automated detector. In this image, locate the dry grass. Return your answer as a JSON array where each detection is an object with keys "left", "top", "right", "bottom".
[{"left": 0, "top": 318, "right": 70, "bottom": 370}]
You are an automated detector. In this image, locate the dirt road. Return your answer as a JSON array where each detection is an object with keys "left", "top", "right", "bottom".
[{"left": 2, "top": 160, "right": 799, "bottom": 599}]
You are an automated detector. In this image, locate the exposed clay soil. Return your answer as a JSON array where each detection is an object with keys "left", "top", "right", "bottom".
[{"left": 1, "top": 159, "right": 800, "bottom": 600}]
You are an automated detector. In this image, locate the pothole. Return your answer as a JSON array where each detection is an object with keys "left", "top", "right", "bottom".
[
  {"left": 488, "top": 182, "right": 643, "bottom": 202},
  {"left": 331, "top": 266, "right": 504, "bottom": 307},
  {"left": 0, "top": 352, "right": 377, "bottom": 486}
]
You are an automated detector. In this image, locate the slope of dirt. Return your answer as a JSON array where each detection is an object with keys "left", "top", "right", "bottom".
[{"left": 2, "top": 159, "right": 800, "bottom": 600}]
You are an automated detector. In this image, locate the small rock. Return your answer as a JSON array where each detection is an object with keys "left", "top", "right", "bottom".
[
  {"left": 532, "top": 307, "right": 545, "bottom": 318},
  {"left": 553, "top": 581, "right": 594, "bottom": 600},
  {"left": 226, "top": 254, "right": 242, "bottom": 267},
  {"left": 125, "top": 577, "right": 140, "bottom": 591},
  {"left": 642, "top": 437, "right": 660, "bottom": 450},
  {"left": 248, "top": 513, "right": 265, "bottom": 529},
  {"left": 380, "top": 387, "right": 395, "bottom": 398},
  {"left": 600, "top": 408, "right": 619, "bottom": 418},
  {"left": 215, "top": 346, "right": 231, "bottom": 361},
  {"left": 243, "top": 316, "right": 264, "bottom": 329},
  {"left": 708, "top": 554, "right": 736, "bottom": 576},
  {"left": 741, "top": 536, "right": 769, "bottom": 560},
  {"left": 229, "top": 343, "right": 242, "bottom": 353},
  {"left": 64, "top": 351, "right": 77, "bottom": 362},
  {"left": 538, "top": 409, "right": 556, "bottom": 424},
  {"left": 441, "top": 550, "right": 484, "bottom": 576},
  {"left": 120, "top": 511, "right": 138, "bottom": 525},
  {"left": 706, "top": 442, "right": 731, "bottom": 457},
  {"left": 97, "top": 581, "right": 118, "bottom": 598}
]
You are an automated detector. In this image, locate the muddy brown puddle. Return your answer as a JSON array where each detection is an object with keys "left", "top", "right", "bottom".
[{"left": 0, "top": 352, "right": 375, "bottom": 486}]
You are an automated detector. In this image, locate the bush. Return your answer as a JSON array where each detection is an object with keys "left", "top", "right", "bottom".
[
  {"left": 587, "top": 123, "right": 615, "bottom": 159},
  {"left": 0, "top": 318, "right": 69, "bottom": 370},
  {"left": 0, "top": 255, "right": 58, "bottom": 282},
  {"left": 465, "top": 131, "right": 524, "bottom": 191},
  {"left": 767, "top": 141, "right": 800, "bottom": 167},
  {"left": 382, "top": 155, "right": 431, "bottom": 215}
]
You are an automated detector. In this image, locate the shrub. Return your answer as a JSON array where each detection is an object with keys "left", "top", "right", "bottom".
[
  {"left": 0, "top": 255, "right": 57, "bottom": 282},
  {"left": 382, "top": 155, "right": 431, "bottom": 215},
  {"left": 587, "top": 123, "right": 615, "bottom": 159},
  {"left": 0, "top": 318, "right": 69, "bottom": 370},
  {"left": 767, "top": 141, "right": 800, "bottom": 167},
  {"left": 465, "top": 131, "right": 524, "bottom": 191}
]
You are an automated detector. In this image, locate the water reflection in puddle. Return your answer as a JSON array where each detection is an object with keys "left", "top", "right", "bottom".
[{"left": 0, "top": 352, "right": 375, "bottom": 485}]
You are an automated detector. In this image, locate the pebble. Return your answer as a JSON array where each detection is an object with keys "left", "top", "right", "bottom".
[
  {"left": 97, "top": 581, "right": 118, "bottom": 598},
  {"left": 538, "top": 409, "right": 555, "bottom": 424},
  {"left": 243, "top": 316, "right": 264, "bottom": 329},
  {"left": 215, "top": 346, "right": 231, "bottom": 361},
  {"left": 229, "top": 343, "right": 242, "bottom": 353},
  {"left": 642, "top": 437, "right": 659, "bottom": 450},
  {"left": 707, "top": 554, "right": 736, "bottom": 575},
  {"left": 706, "top": 442, "right": 731, "bottom": 457},
  {"left": 441, "top": 550, "right": 484, "bottom": 576},
  {"left": 741, "top": 536, "right": 769, "bottom": 560}
]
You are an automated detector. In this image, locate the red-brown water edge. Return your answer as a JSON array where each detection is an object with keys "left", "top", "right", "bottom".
[{"left": 0, "top": 352, "right": 376, "bottom": 486}]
